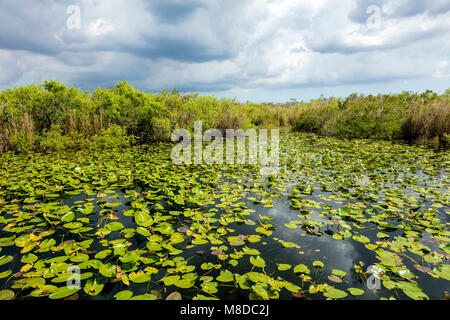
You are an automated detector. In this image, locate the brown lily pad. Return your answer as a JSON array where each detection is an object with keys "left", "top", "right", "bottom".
[
  {"left": 177, "top": 227, "right": 189, "bottom": 233},
  {"left": 414, "top": 265, "right": 431, "bottom": 273},
  {"left": 292, "top": 292, "right": 305, "bottom": 299},
  {"left": 211, "top": 249, "right": 225, "bottom": 256},
  {"left": 64, "top": 293, "right": 79, "bottom": 301},
  {"left": 166, "top": 291, "right": 182, "bottom": 300},
  {"left": 328, "top": 275, "right": 343, "bottom": 283},
  {"left": 151, "top": 290, "right": 162, "bottom": 300}
]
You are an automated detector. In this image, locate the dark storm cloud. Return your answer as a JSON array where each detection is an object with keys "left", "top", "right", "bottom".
[
  {"left": 145, "top": 0, "right": 210, "bottom": 24},
  {"left": 127, "top": 33, "right": 229, "bottom": 63},
  {"left": 0, "top": 0, "right": 448, "bottom": 96},
  {"left": 0, "top": 0, "right": 64, "bottom": 54}
]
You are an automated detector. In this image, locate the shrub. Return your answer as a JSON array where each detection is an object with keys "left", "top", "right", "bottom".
[
  {"left": 0, "top": 82, "right": 448, "bottom": 152},
  {"left": 39, "top": 124, "right": 73, "bottom": 152},
  {"left": 294, "top": 102, "right": 337, "bottom": 133},
  {"left": 150, "top": 117, "right": 171, "bottom": 141},
  {"left": 11, "top": 132, "right": 35, "bottom": 153},
  {"left": 90, "top": 125, "right": 132, "bottom": 149},
  {"left": 403, "top": 102, "right": 450, "bottom": 147},
  {"left": 216, "top": 101, "right": 251, "bottom": 133}
]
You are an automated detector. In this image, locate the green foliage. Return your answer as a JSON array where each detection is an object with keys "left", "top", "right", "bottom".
[
  {"left": 0, "top": 81, "right": 448, "bottom": 153},
  {"left": 150, "top": 117, "right": 171, "bottom": 141},
  {"left": 39, "top": 125, "right": 74, "bottom": 152},
  {"left": 293, "top": 91, "right": 449, "bottom": 148},
  {"left": 294, "top": 100, "right": 338, "bottom": 133},
  {"left": 90, "top": 125, "right": 132, "bottom": 149},
  {"left": 11, "top": 132, "right": 35, "bottom": 153}
]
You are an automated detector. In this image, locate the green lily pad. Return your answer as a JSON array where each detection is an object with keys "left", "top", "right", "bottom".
[
  {"left": 313, "top": 260, "right": 324, "bottom": 268},
  {"left": 348, "top": 288, "right": 365, "bottom": 296},
  {"left": 277, "top": 264, "right": 292, "bottom": 271},
  {"left": 331, "top": 269, "right": 347, "bottom": 277},
  {"left": 49, "top": 287, "right": 81, "bottom": 300},
  {"left": 324, "top": 288, "right": 348, "bottom": 299},
  {"left": 249, "top": 256, "right": 266, "bottom": 268},
  {"left": 63, "top": 222, "right": 83, "bottom": 229},
  {"left": 294, "top": 264, "right": 310, "bottom": 274},
  {"left": 0, "top": 255, "right": 13, "bottom": 266},
  {"left": 216, "top": 270, "right": 234, "bottom": 282},
  {"left": 84, "top": 278, "right": 104, "bottom": 296},
  {"left": 114, "top": 290, "right": 134, "bottom": 300},
  {"left": 129, "top": 271, "right": 151, "bottom": 283},
  {"left": 0, "top": 290, "right": 15, "bottom": 300},
  {"left": 106, "top": 222, "right": 124, "bottom": 231}
]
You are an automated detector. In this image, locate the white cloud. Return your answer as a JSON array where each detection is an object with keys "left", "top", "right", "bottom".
[
  {"left": 433, "top": 60, "right": 450, "bottom": 79},
  {"left": 87, "top": 19, "right": 116, "bottom": 37},
  {"left": 0, "top": 0, "right": 448, "bottom": 100}
]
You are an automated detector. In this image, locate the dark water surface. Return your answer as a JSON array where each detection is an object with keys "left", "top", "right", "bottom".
[{"left": 0, "top": 133, "right": 448, "bottom": 300}]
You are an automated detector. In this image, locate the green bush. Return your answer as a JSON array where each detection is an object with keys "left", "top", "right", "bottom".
[
  {"left": 294, "top": 103, "right": 337, "bottom": 133},
  {"left": 90, "top": 125, "right": 132, "bottom": 149},
  {"left": 39, "top": 125, "right": 73, "bottom": 152},
  {"left": 150, "top": 117, "right": 171, "bottom": 141},
  {"left": 292, "top": 92, "right": 449, "bottom": 147},
  {"left": 11, "top": 132, "right": 35, "bottom": 153},
  {"left": 0, "top": 81, "right": 448, "bottom": 152}
]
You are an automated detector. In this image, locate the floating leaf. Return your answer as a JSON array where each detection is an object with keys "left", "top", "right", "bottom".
[
  {"left": 63, "top": 222, "right": 83, "bottom": 229},
  {"left": 114, "top": 290, "right": 133, "bottom": 300},
  {"left": 61, "top": 212, "right": 75, "bottom": 223},
  {"left": 313, "top": 261, "right": 324, "bottom": 268},
  {"left": 162, "top": 275, "right": 180, "bottom": 286},
  {"left": 348, "top": 288, "right": 365, "bottom": 296},
  {"left": 216, "top": 270, "right": 234, "bottom": 282},
  {"left": 396, "top": 281, "right": 429, "bottom": 300},
  {"left": 250, "top": 256, "right": 266, "bottom": 268},
  {"left": 49, "top": 287, "right": 80, "bottom": 300},
  {"left": 166, "top": 292, "right": 182, "bottom": 300},
  {"left": 201, "top": 281, "right": 218, "bottom": 294},
  {"left": 294, "top": 264, "right": 310, "bottom": 274},
  {"left": 328, "top": 275, "right": 342, "bottom": 283},
  {"left": 21, "top": 253, "right": 38, "bottom": 264},
  {"left": 228, "top": 236, "right": 246, "bottom": 246},
  {"left": 324, "top": 288, "right": 348, "bottom": 299},
  {"left": 0, "top": 255, "right": 13, "bottom": 266},
  {"left": 84, "top": 278, "right": 104, "bottom": 296},
  {"left": 277, "top": 264, "right": 292, "bottom": 271},
  {"left": 0, "top": 290, "right": 15, "bottom": 300},
  {"left": 331, "top": 269, "right": 347, "bottom": 277},
  {"left": 0, "top": 270, "right": 12, "bottom": 279},
  {"left": 106, "top": 222, "right": 124, "bottom": 231},
  {"left": 433, "top": 264, "right": 450, "bottom": 281}
]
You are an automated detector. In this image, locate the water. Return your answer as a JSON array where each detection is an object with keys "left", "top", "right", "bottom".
[{"left": 0, "top": 133, "right": 448, "bottom": 300}]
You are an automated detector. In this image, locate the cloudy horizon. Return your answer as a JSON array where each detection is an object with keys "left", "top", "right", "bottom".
[{"left": 0, "top": 0, "right": 449, "bottom": 102}]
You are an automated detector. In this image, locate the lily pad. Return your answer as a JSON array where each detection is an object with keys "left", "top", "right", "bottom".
[
  {"left": 49, "top": 287, "right": 81, "bottom": 300},
  {"left": 348, "top": 288, "right": 365, "bottom": 296},
  {"left": 277, "top": 264, "right": 292, "bottom": 271},
  {"left": 294, "top": 264, "right": 310, "bottom": 274},
  {"left": 313, "top": 260, "right": 324, "bottom": 268},
  {"left": 324, "top": 288, "right": 348, "bottom": 299},
  {"left": 0, "top": 290, "right": 15, "bottom": 300}
]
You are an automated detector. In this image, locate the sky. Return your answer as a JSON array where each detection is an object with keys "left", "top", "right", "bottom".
[{"left": 0, "top": 0, "right": 449, "bottom": 102}]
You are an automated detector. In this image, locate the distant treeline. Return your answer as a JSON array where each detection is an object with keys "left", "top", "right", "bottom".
[{"left": 0, "top": 81, "right": 448, "bottom": 152}]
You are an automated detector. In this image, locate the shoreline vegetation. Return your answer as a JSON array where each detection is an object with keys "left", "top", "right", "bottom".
[{"left": 0, "top": 80, "right": 448, "bottom": 153}]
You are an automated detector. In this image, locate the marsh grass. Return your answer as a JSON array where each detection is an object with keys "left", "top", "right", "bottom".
[
  {"left": 294, "top": 92, "right": 449, "bottom": 148},
  {"left": 0, "top": 82, "right": 448, "bottom": 152},
  {"left": 403, "top": 101, "right": 450, "bottom": 149}
]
